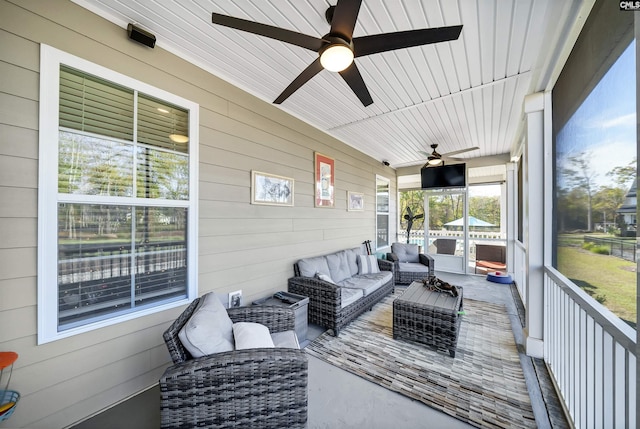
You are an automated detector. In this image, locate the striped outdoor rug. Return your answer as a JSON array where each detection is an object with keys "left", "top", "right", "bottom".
[{"left": 305, "top": 291, "right": 536, "bottom": 429}]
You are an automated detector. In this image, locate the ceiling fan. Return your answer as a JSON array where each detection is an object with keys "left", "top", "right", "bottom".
[
  {"left": 420, "top": 144, "right": 479, "bottom": 168},
  {"left": 211, "top": 0, "right": 462, "bottom": 106}
]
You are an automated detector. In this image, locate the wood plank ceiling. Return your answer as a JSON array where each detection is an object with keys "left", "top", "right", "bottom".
[{"left": 72, "top": 0, "right": 586, "bottom": 168}]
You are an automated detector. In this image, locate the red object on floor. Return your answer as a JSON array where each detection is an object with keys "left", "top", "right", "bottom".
[{"left": 487, "top": 271, "right": 512, "bottom": 284}]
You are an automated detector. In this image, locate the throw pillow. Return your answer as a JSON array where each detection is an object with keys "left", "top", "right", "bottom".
[
  {"left": 357, "top": 254, "right": 380, "bottom": 275},
  {"left": 178, "top": 292, "right": 234, "bottom": 358},
  {"left": 233, "top": 322, "right": 275, "bottom": 350},
  {"left": 315, "top": 272, "right": 335, "bottom": 284}
]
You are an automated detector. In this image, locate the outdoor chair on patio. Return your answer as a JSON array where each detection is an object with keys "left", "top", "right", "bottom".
[
  {"left": 435, "top": 238, "right": 457, "bottom": 255},
  {"left": 160, "top": 293, "right": 308, "bottom": 429},
  {"left": 387, "top": 242, "right": 434, "bottom": 285},
  {"left": 475, "top": 244, "right": 506, "bottom": 274}
]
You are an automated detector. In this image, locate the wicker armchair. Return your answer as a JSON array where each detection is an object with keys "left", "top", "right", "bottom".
[
  {"left": 160, "top": 298, "right": 309, "bottom": 429},
  {"left": 387, "top": 242, "right": 435, "bottom": 285}
]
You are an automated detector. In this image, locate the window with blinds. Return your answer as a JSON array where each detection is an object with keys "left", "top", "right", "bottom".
[
  {"left": 376, "top": 176, "right": 390, "bottom": 250},
  {"left": 38, "top": 45, "right": 198, "bottom": 342}
]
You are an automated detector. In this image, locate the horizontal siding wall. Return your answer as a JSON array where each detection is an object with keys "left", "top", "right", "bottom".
[{"left": 0, "top": 0, "right": 397, "bottom": 427}]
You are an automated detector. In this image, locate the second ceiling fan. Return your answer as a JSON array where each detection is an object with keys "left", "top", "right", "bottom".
[
  {"left": 420, "top": 144, "right": 479, "bottom": 168},
  {"left": 211, "top": 0, "right": 462, "bottom": 106}
]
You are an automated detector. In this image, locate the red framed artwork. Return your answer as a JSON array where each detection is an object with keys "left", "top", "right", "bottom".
[{"left": 314, "top": 152, "right": 334, "bottom": 207}]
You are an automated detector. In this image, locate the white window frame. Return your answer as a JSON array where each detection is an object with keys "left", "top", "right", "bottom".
[
  {"left": 37, "top": 45, "right": 199, "bottom": 344},
  {"left": 376, "top": 175, "right": 390, "bottom": 251}
]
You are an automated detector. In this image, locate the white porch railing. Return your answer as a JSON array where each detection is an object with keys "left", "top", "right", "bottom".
[
  {"left": 544, "top": 267, "right": 636, "bottom": 429},
  {"left": 397, "top": 230, "right": 506, "bottom": 246}
]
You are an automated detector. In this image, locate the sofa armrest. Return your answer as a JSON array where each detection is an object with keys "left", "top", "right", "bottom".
[
  {"left": 386, "top": 253, "right": 399, "bottom": 262},
  {"left": 377, "top": 258, "right": 394, "bottom": 272},
  {"left": 160, "top": 348, "right": 308, "bottom": 427},
  {"left": 419, "top": 253, "right": 434, "bottom": 267},
  {"left": 227, "top": 306, "right": 295, "bottom": 333},
  {"left": 161, "top": 347, "right": 308, "bottom": 382},
  {"left": 288, "top": 276, "right": 341, "bottom": 310}
]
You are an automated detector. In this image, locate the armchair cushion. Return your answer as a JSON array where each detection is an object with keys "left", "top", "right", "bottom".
[
  {"left": 178, "top": 292, "right": 234, "bottom": 358},
  {"left": 233, "top": 322, "right": 275, "bottom": 350},
  {"left": 271, "top": 330, "right": 301, "bottom": 349},
  {"left": 357, "top": 254, "right": 380, "bottom": 274},
  {"left": 391, "top": 243, "right": 420, "bottom": 263}
]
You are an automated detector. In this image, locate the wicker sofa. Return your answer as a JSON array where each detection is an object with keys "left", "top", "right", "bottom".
[
  {"left": 288, "top": 247, "right": 394, "bottom": 336},
  {"left": 160, "top": 294, "right": 308, "bottom": 429}
]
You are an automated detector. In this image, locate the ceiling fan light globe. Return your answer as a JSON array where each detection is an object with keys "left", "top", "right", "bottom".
[
  {"left": 320, "top": 44, "right": 354, "bottom": 72},
  {"left": 427, "top": 158, "right": 443, "bottom": 166},
  {"left": 169, "top": 133, "right": 189, "bottom": 144}
]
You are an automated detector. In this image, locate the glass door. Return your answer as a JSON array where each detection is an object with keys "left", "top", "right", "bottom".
[
  {"left": 467, "top": 184, "right": 506, "bottom": 275},
  {"left": 425, "top": 190, "right": 467, "bottom": 274}
]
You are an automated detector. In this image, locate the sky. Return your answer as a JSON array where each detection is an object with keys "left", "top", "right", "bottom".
[{"left": 556, "top": 40, "right": 637, "bottom": 189}]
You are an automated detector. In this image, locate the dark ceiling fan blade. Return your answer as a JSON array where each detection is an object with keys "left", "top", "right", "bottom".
[
  {"left": 329, "top": 0, "right": 362, "bottom": 39},
  {"left": 274, "top": 58, "right": 324, "bottom": 104},
  {"left": 339, "top": 63, "right": 373, "bottom": 106},
  {"left": 353, "top": 25, "right": 462, "bottom": 57},
  {"left": 212, "top": 12, "right": 325, "bottom": 52}
]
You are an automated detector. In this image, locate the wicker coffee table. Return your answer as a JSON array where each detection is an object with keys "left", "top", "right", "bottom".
[{"left": 393, "top": 281, "right": 464, "bottom": 357}]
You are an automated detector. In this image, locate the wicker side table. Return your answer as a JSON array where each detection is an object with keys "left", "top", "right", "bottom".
[{"left": 393, "top": 281, "right": 464, "bottom": 357}]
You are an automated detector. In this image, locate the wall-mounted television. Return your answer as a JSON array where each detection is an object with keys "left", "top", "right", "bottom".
[{"left": 421, "top": 163, "right": 466, "bottom": 189}]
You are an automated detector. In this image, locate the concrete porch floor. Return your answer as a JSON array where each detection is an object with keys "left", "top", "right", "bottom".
[{"left": 70, "top": 272, "right": 569, "bottom": 429}]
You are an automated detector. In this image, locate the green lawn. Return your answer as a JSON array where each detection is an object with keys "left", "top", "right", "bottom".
[{"left": 557, "top": 245, "right": 636, "bottom": 328}]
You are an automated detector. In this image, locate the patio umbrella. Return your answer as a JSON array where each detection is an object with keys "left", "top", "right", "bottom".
[{"left": 445, "top": 216, "right": 495, "bottom": 227}]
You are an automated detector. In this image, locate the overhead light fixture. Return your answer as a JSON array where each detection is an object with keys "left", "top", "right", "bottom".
[
  {"left": 169, "top": 133, "right": 189, "bottom": 144},
  {"left": 319, "top": 37, "right": 354, "bottom": 72},
  {"left": 427, "top": 157, "right": 443, "bottom": 166}
]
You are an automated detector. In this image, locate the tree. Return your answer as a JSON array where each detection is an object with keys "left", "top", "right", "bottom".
[
  {"left": 562, "top": 152, "right": 598, "bottom": 231},
  {"left": 607, "top": 158, "right": 636, "bottom": 189},
  {"left": 592, "top": 187, "right": 626, "bottom": 232}
]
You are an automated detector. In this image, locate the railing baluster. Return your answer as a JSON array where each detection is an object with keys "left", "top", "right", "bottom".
[{"left": 543, "top": 267, "right": 635, "bottom": 428}]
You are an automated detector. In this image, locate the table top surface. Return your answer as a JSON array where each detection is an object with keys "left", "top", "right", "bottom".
[{"left": 396, "top": 281, "right": 461, "bottom": 311}]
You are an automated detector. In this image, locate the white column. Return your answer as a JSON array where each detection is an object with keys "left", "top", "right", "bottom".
[
  {"left": 505, "top": 163, "right": 515, "bottom": 275},
  {"left": 524, "top": 92, "right": 545, "bottom": 358}
]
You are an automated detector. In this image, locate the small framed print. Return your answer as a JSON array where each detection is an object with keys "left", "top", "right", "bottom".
[
  {"left": 315, "top": 152, "right": 334, "bottom": 208},
  {"left": 347, "top": 191, "right": 364, "bottom": 211},
  {"left": 228, "top": 290, "right": 242, "bottom": 308},
  {"left": 251, "top": 170, "right": 294, "bottom": 206}
]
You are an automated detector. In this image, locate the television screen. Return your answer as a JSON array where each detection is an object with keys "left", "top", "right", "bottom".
[{"left": 421, "top": 163, "right": 466, "bottom": 189}]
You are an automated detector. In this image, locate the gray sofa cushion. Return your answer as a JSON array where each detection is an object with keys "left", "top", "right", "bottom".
[
  {"left": 344, "top": 247, "right": 361, "bottom": 277},
  {"left": 326, "top": 251, "right": 351, "bottom": 283},
  {"left": 298, "top": 255, "right": 331, "bottom": 278},
  {"left": 340, "top": 287, "right": 364, "bottom": 308},
  {"left": 338, "top": 271, "right": 393, "bottom": 296},
  {"left": 391, "top": 243, "right": 420, "bottom": 263}
]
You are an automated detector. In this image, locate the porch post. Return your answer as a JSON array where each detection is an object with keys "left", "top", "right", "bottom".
[{"left": 523, "top": 92, "right": 545, "bottom": 358}]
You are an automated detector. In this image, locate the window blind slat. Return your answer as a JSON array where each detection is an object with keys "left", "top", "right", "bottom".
[{"left": 60, "top": 66, "right": 134, "bottom": 140}]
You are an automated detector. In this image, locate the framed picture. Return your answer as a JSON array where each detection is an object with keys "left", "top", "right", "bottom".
[
  {"left": 251, "top": 170, "right": 294, "bottom": 206},
  {"left": 228, "top": 290, "right": 242, "bottom": 308},
  {"left": 314, "top": 152, "right": 334, "bottom": 207},
  {"left": 347, "top": 191, "right": 364, "bottom": 211}
]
